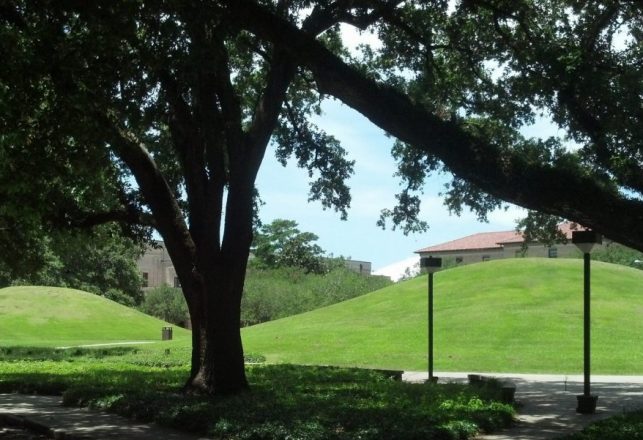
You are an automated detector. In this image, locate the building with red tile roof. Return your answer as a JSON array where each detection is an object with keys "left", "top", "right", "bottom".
[
  {"left": 415, "top": 230, "right": 523, "bottom": 254},
  {"left": 415, "top": 223, "right": 603, "bottom": 266}
]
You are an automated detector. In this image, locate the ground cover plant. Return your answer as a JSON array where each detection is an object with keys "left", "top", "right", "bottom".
[
  {"left": 557, "top": 410, "right": 643, "bottom": 440},
  {"left": 0, "top": 347, "right": 514, "bottom": 440},
  {"left": 242, "top": 259, "right": 643, "bottom": 374}
]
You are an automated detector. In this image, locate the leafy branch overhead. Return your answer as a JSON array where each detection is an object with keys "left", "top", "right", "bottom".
[{"left": 227, "top": 0, "right": 642, "bottom": 251}]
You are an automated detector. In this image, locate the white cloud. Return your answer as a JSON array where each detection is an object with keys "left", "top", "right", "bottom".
[{"left": 373, "top": 256, "right": 420, "bottom": 281}]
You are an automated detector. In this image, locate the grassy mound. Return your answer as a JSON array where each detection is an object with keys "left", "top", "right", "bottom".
[
  {"left": 0, "top": 286, "right": 190, "bottom": 346},
  {"left": 242, "top": 259, "right": 643, "bottom": 374}
]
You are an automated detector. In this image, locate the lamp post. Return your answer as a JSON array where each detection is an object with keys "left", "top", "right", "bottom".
[
  {"left": 572, "top": 230, "right": 602, "bottom": 414},
  {"left": 421, "top": 256, "right": 442, "bottom": 383}
]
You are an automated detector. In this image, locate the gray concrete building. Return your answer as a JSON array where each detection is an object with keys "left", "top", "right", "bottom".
[{"left": 136, "top": 241, "right": 179, "bottom": 290}]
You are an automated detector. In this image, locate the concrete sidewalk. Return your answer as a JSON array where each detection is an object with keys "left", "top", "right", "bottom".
[
  {"left": 404, "top": 372, "right": 643, "bottom": 439},
  {"left": 0, "top": 393, "right": 208, "bottom": 440}
]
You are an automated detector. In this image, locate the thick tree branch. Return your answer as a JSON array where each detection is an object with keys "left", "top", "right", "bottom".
[
  {"left": 99, "top": 112, "right": 200, "bottom": 294},
  {"left": 581, "top": 2, "right": 620, "bottom": 54},
  {"left": 245, "top": 49, "right": 297, "bottom": 176},
  {"left": 225, "top": 0, "right": 643, "bottom": 252},
  {"left": 189, "top": 22, "right": 230, "bottom": 250},
  {"left": 160, "top": 69, "right": 212, "bottom": 246},
  {"left": 211, "top": 32, "right": 245, "bottom": 160},
  {"left": 244, "top": 1, "right": 396, "bottom": 179},
  {"left": 158, "top": 70, "right": 199, "bottom": 145}
]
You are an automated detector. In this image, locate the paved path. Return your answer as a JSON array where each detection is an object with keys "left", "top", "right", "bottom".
[
  {"left": 0, "top": 394, "right": 208, "bottom": 440},
  {"left": 404, "top": 372, "right": 643, "bottom": 439},
  {"left": 56, "top": 341, "right": 157, "bottom": 349}
]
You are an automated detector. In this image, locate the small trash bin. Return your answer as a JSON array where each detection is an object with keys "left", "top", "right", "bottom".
[{"left": 162, "top": 326, "right": 173, "bottom": 340}]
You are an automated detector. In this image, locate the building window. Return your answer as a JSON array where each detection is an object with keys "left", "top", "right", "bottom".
[
  {"left": 482, "top": 255, "right": 490, "bottom": 262},
  {"left": 548, "top": 247, "right": 558, "bottom": 258},
  {"left": 174, "top": 277, "right": 181, "bottom": 288},
  {"left": 142, "top": 272, "right": 149, "bottom": 287},
  {"left": 455, "top": 256, "right": 463, "bottom": 264}
]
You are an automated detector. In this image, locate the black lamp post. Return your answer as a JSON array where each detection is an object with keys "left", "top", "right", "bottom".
[
  {"left": 421, "top": 256, "right": 442, "bottom": 383},
  {"left": 572, "top": 230, "right": 602, "bottom": 414}
]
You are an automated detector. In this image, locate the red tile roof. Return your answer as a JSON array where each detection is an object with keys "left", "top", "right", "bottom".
[
  {"left": 415, "top": 222, "right": 583, "bottom": 254},
  {"left": 415, "top": 230, "right": 523, "bottom": 253}
]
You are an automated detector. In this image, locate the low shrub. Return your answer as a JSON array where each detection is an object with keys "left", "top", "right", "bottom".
[{"left": 559, "top": 410, "right": 643, "bottom": 440}]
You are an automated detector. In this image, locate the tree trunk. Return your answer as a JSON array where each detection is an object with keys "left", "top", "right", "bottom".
[
  {"left": 107, "top": 105, "right": 254, "bottom": 396},
  {"left": 183, "top": 262, "right": 249, "bottom": 395}
]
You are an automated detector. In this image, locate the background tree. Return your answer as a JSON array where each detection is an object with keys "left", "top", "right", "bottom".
[
  {"left": 0, "top": 226, "right": 144, "bottom": 306},
  {"left": 241, "top": 265, "right": 392, "bottom": 326},
  {"left": 592, "top": 244, "right": 643, "bottom": 270},
  {"left": 252, "top": 219, "right": 328, "bottom": 274},
  {"left": 515, "top": 211, "right": 570, "bottom": 249}
]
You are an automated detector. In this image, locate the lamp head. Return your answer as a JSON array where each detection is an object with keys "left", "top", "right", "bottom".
[
  {"left": 420, "top": 256, "right": 443, "bottom": 273},
  {"left": 572, "top": 230, "right": 602, "bottom": 254}
]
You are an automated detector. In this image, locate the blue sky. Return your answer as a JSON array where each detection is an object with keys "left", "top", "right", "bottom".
[{"left": 254, "top": 99, "right": 555, "bottom": 271}]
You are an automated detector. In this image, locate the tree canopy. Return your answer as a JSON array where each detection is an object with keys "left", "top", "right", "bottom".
[
  {"left": 1, "top": 0, "right": 641, "bottom": 395},
  {"left": 230, "top": 0, "right": 642, "bottom": 249}
]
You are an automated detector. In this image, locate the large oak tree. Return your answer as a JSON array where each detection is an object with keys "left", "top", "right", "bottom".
[
  {"left": 1, "top": 1, "right": 355, "bottom": 395},
  {"left": 1, "top": 0, "right": 641, "bottom": 395}
]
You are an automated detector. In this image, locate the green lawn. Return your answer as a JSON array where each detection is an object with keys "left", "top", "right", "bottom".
[
  {"left": 0, "top": 286, "right": 190, "bottom": 346},
  {"left": 242, "top": 258, "right": 643, "bottom": 374},
  {"left": 2, "top": 259, "right": 642, "bottom": 374}
]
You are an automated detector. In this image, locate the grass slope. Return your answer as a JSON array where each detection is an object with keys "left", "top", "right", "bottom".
[
  {"left": 242, "top": 259, "right": 643, "bottom": 374},
  {"left": 0, "top": 286, "right": 190, "bottom": 346}
]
